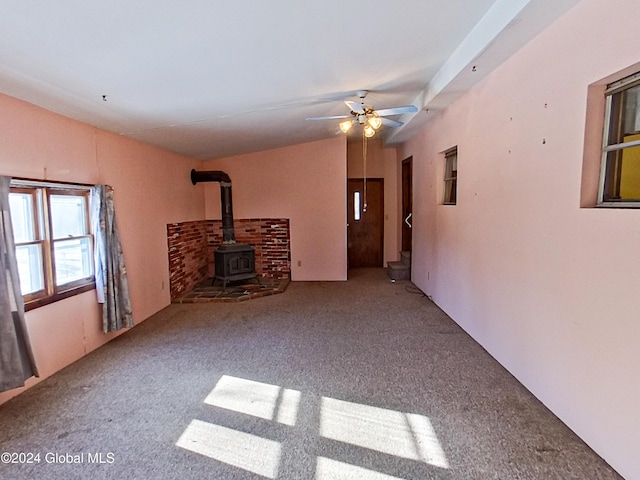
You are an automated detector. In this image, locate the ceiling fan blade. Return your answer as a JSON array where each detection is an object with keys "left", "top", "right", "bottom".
[
  {"left": 306, "top": 115, "right": 351, "bottom": 121},
  {"left": 381, "top": 117, "right": 404, "bottom": 128},
  {"left": 345, "top": 101, "right": 365, "bottom": 114},
  {"left": 375, "top": 105, "right": 419, "bottom": 116}
]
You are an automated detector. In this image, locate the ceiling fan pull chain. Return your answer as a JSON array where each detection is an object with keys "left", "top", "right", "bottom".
[{"left": 362, "top": 130, "right": 368, "bottom": 213}]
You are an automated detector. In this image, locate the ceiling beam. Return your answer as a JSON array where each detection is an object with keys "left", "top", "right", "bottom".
[{"left": 384, "top": 0, "right": 581, "bottom": 145}]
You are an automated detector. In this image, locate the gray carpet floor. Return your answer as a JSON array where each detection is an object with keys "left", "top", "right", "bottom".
[{"left": 0, "top": 268, "right": 622, "bottom": 480}]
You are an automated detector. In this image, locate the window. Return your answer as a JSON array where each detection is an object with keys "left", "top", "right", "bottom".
[
  {"left": 600, "top": 72, "right": 640, "bottom": 205},
  {"left": 9, "top": 183, "right": 94, "bottom": 310},
  {"left": 354, "top": 191, "right": 362, "bottom": 221},
  {"left": 443, "top": 147, "right": 458, "bottom": 205}
]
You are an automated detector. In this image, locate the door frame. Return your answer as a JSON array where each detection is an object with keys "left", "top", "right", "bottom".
[
  {"left": 347, "top": 178, "right": 384, "bottom": 268},
  {"left": 401, "top": 156, "right": 413, "bottom": 253}
]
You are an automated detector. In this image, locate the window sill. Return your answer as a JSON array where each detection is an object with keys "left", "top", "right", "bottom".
[
  {"left": 596, "top": 202, "right": 640, "bottom": 208},
  {"left": 24, "top": 282, "right": 96, "bottom": 312}
]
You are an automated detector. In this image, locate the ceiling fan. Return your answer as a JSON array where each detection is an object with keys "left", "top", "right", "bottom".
[{"left": 306, "top": 90, "right": 418, "bottom": 138}]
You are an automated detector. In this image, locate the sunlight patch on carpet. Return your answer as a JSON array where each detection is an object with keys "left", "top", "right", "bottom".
[
  {"left": 205, "top": 375, "right": 301, "bottom": 426},
  {"left": 176, "top": 419, "right": 281, "bottom": 479},
  {"left": 315, "top": 457, "right": 406, "bottom": 480},
  {"left": 319, "top": 397, "right": 449, "bottom": 469}
]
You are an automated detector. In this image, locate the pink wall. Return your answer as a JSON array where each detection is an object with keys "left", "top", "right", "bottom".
[
  {"left": 0, "top": 94, "right": 204, "bottom": 405},
  {"left": 201, "top": 137, "right": 347, "bottom": 281},
  {"left": 3, "top": 3, "right": 636, "bottom": 474},
  {"left": 347, "top": 139, "right": 400, "bottom": 265},
  {"left": 398, "top": 0, "right": 640, "bottom": 477}
]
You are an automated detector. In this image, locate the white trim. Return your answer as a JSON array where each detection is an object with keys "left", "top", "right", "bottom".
[
  {"left": 605, "top": 72, "right": 640, "bottom": 96},
  {"left": 596, "top": 202, "right": 640, "bottom": 208},
  {"left": 10, "top": 178, "right": 93, "bottom": 191},
  {"left": 598, "top": 94, "right": 612, "bottom": 203},
  {"left": 603, "top": 138, "right": 640, "bottom": 152}
]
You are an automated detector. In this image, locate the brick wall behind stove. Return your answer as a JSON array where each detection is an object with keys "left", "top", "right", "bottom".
[
  {"left": 207, "top": 219, "right": 291, "bottom": 280},
  {"left": 167, "top": 221, "right": 209, "bottom": 300},
  {"left": 167, "top": 218, "right": 291, "bottom": 300}
]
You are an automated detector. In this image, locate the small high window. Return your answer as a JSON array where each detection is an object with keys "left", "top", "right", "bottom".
[
  {"left": 354, "top": 191, "right": 362, "bottom": 221},
  {"left": 9, "top": 183, "right": 94, "bottom": 310},
  {"left": 444, "top": 147, "right": 458, "bottom": 205},
  {"left": 600, "top": 72, "right": 640, "bottom": 205}
]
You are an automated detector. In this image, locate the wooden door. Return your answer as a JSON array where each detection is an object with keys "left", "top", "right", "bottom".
[
  {"left": 402, "top": 157, "right": 412, "bottom": 252},
  {"left": 347, "top": 178, "right": 384, "bottom": 267}
]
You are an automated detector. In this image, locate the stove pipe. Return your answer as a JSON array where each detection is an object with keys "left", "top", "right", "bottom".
[{"left": 191, "top": 169, "right": 236, "bottom": 244}]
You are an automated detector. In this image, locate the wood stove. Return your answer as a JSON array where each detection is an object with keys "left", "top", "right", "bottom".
[
  {"left": 191, "top": 169, "right": 258, "bottom": 290},
  {"left": 214, "top": 243, "right": 256, "bottom": 289}
]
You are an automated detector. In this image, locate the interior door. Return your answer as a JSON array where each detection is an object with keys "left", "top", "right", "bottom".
[
  {"left": 402, "top": 157, "right": 412, "bottom": 253},
  {"left": 347, "top": 178, "right": 384, "bottom": 267}
]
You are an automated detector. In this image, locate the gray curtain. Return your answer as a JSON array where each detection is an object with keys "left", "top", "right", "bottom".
[
  {"left": 91, "top": 185, "right": 133, "bottom": 333},
  {"left": 0, "top": 176, "right": 38, "bottom": 392}
]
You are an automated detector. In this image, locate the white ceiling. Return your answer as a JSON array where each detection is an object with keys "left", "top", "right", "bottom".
[{"left": 0, "top": 0, "right": 580, "bottom": 160}]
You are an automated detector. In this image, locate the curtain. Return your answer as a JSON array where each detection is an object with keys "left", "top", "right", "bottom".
[
  {"left": 91, "top": 185, "right": 133, "bottom": 333},
  {"left": 0, "top": 176, "right": 38, "bottom": 392}
]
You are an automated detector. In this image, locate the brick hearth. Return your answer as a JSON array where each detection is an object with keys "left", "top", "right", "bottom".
[{"left": 167, "top": 218, "right": 290, "bottom": 300}]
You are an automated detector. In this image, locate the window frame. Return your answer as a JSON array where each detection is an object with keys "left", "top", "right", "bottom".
[
  {"left": 598, "top": 72, "right": 640, "bottom": 207},
  {"left": 10, "top": 181, "right": 95, "bottom": 311},
  {"left": 10, "top": 186, "right": 48, "bottom": 304},
  {"left": 443, "top": 147, "right": 458, "bottom": 205}
]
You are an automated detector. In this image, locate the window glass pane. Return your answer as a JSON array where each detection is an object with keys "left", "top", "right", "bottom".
[
  {"left": 15, "top": 244, "right": 44, "bottom": 294},
  {"left": 608, "top": 85, "right": 640, "bottom": 145},
  {"left": 9, "top": 193, "right": 35, "bottom": 243},
  {"left": 621, "top": 139, "right": 640, "bottom": 200},
  {"left": 444, "top": 180, "right": 457, "bottom": 204},
  {"left": 603, "top": 144, "right": 640, "bottom": 201},
  {"left": 622, "top": 85, "right": 640, "bottom": 137},
  {"left": 50, "top": 194, "right": 87, "bottom": 239},
  {"left": 445, "top": 153, "right": 458, "bottom": 178},
  {"left": 444, "top": 149, "right": 458, "bottom": 204},
  {"left": 354, "top": 191, "right": 361, "bottom": 221},
  {"left": 54, "top": 237, "right": 93, "bottom": 285}
]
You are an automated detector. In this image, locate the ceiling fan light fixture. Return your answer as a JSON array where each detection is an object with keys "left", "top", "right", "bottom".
[
  {"left": 310, "top": 91, "right": 417, "bottom": 138},
  {"left": 339, "top": 120, "right": 353, "bottom": 133},
  {"left": 367, "top": 113, "right": 382, "bottom": 130},
  {"left": 363, "top": 124, "right": 376, "bottom": 138}
]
